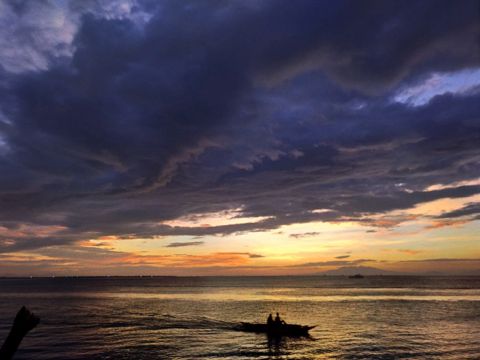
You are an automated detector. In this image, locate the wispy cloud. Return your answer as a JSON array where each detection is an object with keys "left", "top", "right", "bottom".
[
  {"left": 396, "top": 249, "right": 423, "bottom": 255},
  {"left": 436, "top": 202, "right": 480, "bottom": 219},
  {"left": 399, "top": 258, "right": 480, "bottom": 263},
  {"left": 165, "top": 241, "right": 204, "bottom": 248},
  {"left": 290, "top": 259, "right": 374, "bottom": 268},
  {"left": 289, "top": 232, "right": 321, "bottom": 238}
]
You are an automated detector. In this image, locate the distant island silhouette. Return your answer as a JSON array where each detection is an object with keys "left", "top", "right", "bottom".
[
  {"left": 313, "top": 266, "right": 480, "bottom": 276},
  {"left": 315, "top": 266, "right": 398, "bottom": 276}
]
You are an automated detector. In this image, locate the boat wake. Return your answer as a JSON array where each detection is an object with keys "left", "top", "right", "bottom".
[{"left": 139, "top": 314, "right": 235, "bottom": 331}]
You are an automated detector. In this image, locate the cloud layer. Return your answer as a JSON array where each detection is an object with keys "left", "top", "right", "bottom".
[{"left": 0, "top": 1, "right": 479, "bottom": 265}]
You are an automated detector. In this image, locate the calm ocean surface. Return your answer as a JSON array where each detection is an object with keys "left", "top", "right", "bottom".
[{"left": 1, "top": 276, "right": 479, "bottom": 359}]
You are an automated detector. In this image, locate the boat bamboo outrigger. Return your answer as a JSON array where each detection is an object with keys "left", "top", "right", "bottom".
[{"left": 237, "top": 322, "right": 315, "bottom": 337}]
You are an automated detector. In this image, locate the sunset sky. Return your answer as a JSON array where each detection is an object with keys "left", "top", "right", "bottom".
[{"left": 0, "top": 0, "right": 479, "bottom": 276}]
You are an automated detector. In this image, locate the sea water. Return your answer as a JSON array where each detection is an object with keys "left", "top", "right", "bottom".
[{"left": 1, "top": 276, "right": 479, "bottom": 359}]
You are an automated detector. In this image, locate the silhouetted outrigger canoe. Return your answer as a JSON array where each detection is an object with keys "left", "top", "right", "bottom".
[
  {"left": 348, "top": 273, "right": 364, "bottom": 279},
  {"left": 237, "top": 322, "right": 315, "bottom": 337}
]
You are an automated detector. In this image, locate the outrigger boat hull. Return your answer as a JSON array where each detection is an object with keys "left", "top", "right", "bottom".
[{"left": 237, "top": 322, "right": 315, "bottom": 337}]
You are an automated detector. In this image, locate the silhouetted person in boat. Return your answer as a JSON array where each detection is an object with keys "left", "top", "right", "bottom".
[
  {"left": 274, "top": 312, "right": 286, "bottom": 326},
  {"left": 0, "top": 306, "right": 39, "bottom": 360},
  {"left": 267, "top": 313, "right": 274, "bottom": 327}
]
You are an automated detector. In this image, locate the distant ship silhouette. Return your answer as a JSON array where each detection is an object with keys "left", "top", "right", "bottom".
[{"left": 348, "top": 274, "right": 364, "bottom": 279}]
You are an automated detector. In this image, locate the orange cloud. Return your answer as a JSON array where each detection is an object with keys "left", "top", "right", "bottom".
[
  {"left": 396, "top": 249, "right": 423, "bottom": 255},
  {"left": 368, "top": 214, "right": 419, "bottom": 228},
  {"left": 426, "top": 219, "right": 469, "bottom": 229},
  {"left": 107, "top": 252, "right": 263, "bottom": 268},
  {"left": 0, "top": 224, "right": 67, "bottom": 238}
]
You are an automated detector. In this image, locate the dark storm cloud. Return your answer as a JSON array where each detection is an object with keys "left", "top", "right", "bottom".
[
  {"left": 436, "top": 202, "right": 480, "bottom": 219},
  {"left": 0, "top": 0, "right": 479, "bottom": 250}
]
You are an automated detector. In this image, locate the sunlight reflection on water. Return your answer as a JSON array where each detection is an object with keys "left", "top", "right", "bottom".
[
  {"left": 0, "top": 276, "right": 479, "bottom": 359},
  {"left": 3, "top": 287, "right": 480, "bottom": 302}
]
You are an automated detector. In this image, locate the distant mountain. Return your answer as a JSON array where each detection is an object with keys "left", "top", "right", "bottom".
[
  {"left": 318, "top": 266, "right": 398, "bottom": 276},
  {"left": 312, "top": 266, "right": 480, "bottom": 276}
]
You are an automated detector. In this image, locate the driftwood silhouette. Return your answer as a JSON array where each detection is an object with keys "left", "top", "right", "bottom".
[{"left": 0, "top": 306, "right": 39, "bottom": 360}]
